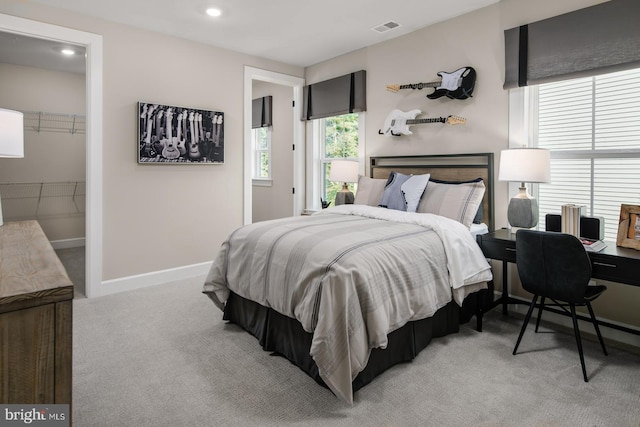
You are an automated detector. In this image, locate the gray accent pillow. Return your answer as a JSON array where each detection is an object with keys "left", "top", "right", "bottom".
[{"left": 379, "top": 172, "right": 411, "bottom": 211}]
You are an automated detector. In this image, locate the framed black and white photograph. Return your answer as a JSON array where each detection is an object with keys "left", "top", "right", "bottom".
[{"left": 138, "top": 102, "right": 224, "bottom": 164}]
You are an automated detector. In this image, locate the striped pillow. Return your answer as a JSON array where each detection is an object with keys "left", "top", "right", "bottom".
[
  {"left": 354, "top": 175, "right": 387, "bottom": 206},
  {"left": 417, "top": 179, "right": 485, "bottom": 228}
]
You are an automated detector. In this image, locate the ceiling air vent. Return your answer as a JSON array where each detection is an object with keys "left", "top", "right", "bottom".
[{"left": 372, "top": 21, "right": 401, "bottom": 34}]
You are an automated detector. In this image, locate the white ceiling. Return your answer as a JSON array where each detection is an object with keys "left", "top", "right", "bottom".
[
  {"left": 1, "top": 0, "right": 499, "bottom": 73},
  {"left": 0, "top": 31, "right": 86, "bottom": 74}
]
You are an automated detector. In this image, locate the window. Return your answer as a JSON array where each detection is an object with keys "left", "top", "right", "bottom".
[
  {"left": 252, "top": 126, "right": 271, "bottom": 182},
  {"left": 526, "top": 67, "right": 640, "bottom": 241},
  {"left": 312, "top": 113, "right": 363, "bottom": 207}
]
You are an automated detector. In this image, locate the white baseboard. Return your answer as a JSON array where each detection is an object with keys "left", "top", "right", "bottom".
[
  {"left": 50, "top": 238, "right": 86, "bottom": 249},
  {"left": 97, "top": 261, "right": 213, "bottom": 298},
  {"left": 503, "top": 294, "right": 640, "bottom": 350}
]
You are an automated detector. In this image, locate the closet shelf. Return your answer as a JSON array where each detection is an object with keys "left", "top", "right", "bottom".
[
  {"left": 22, "top": 110, "right": 86, "bottom": 135},
  {"left": 0, "top": 181, "right": 85, "bottom": 220}
]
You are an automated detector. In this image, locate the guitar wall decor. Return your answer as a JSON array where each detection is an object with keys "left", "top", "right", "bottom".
[
  {"left": 386, "top": 66, "right": 476, "bottom": 100},
  {"left": 379, "top": 109, "right": 466, "bottom": 136},
  {"left": 137, "top": 101, "right": 225, "bottom": 164}
]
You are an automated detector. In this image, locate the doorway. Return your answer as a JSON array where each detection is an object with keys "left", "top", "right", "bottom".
[
  {"left": 243, "top": 66, "right": 304, "bottom": 225},
  {"left": 251, "top": 80, "right": 295, "bottom": 222},
  {"left": 0, "top": 13, "right": 103, "bottom": 298}
]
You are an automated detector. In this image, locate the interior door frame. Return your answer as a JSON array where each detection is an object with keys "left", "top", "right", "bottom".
[
  {"left": 243, "top": 66, "right": 304, "bottom": 225},
  {"left": 0, "top": 13, "right": 103, "bottom": 298}
]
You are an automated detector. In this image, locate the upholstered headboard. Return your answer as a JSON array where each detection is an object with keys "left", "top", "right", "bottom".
[{"left": 370, "top": 153, "right": 495, "bottom": 232}]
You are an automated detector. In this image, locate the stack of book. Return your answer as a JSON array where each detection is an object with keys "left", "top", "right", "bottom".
[{"left": 561, "top": 204, "right": 584, "bottom": 238}]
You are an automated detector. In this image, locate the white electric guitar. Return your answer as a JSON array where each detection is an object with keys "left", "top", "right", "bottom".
[{"left": 379, "top": 109, "right": 466, "bottom": 136}]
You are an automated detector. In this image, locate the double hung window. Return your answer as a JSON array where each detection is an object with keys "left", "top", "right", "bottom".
[
  {"left": 252, "top": 126, "right": 271, "bottom": 182},
  {"left": 311, "top": 113, "right": 363, "bottom": 207},
  {"left": 524, "top": 68, "right": 640, "bottom": 241}
]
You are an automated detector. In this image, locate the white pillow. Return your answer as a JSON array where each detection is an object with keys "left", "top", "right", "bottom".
[
  {"left": 417, "top": 179, "right": 485, "bottom": 228},
  {"left": 353, "top": 175, "right": 387, "bottom": 206},
  {"left": 401, "top": 174, "right": 431, "bottom": 213}
]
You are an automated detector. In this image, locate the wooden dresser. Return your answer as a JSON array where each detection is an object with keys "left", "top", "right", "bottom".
[{"left": 0, "top": 220, "right": 73, "bottom": 404}]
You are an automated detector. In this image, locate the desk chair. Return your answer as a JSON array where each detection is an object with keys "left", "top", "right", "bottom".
[{"left": 513, "top": 229, "right": 608, "bottom": 382}]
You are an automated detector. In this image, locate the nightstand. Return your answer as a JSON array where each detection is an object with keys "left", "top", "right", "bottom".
[{"left": 0, "top": 220, "right": 73, "bottom": 404}]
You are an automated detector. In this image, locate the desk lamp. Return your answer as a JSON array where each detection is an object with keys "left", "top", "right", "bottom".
[
  {"left": 499, "top": 148, "right": 550, "bottom": 229},
  {"left": 329, "top": 159, "right": 359, "bottom": 205}
]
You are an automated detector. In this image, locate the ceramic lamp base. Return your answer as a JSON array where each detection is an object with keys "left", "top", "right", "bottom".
[
  {"left": 507, "top": 187, "right": 539, "bottom": 228},
  {"left": 334, "top": 185, "right": 354, "bottom": 205}
]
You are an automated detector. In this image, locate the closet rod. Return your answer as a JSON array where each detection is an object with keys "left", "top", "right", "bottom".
[{"left": 21, "top": 110, "right": 86, "bottom": 135}]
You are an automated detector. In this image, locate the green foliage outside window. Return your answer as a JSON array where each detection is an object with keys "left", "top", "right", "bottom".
[
  {"left": 253, "top": 127, "right": 270, "bottom": 178},
  {"left": 323, "top": 113, "right": 359, "bottom": 205}
]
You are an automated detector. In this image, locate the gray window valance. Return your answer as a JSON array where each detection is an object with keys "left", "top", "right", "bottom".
[
  {"left": 504, "top": 0, "right": 640, "bottom": 89},
  {"left": 252, "top": 96, "right": 272, "bottom": 129},
  {"left": 302, "top": 70, "right": 366, "bottom": 120}
]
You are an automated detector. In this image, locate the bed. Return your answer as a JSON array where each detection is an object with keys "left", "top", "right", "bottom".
[{"left": 203, "top": 153, "right": 495, "bottom": 404}]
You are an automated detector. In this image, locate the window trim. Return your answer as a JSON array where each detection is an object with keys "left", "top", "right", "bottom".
[
  {"left": 251, "top": 126, "right": 271, "bottom": 180},
  {"left": 309, "top": 113, "right": 365, "bottom": 210}
]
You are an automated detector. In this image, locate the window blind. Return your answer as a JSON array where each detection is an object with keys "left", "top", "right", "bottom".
[
  {"left": 534, "top": 68, "right": 640, "bottom": 241},
  {"left": 252, "top": 96, "right": 272, "bottom": 129},
  {"left": 504, "top": 0, "right": 640, "bottom": 89},
  {"left": 302, "top": 70, "right": 366, "bottom": 120}
]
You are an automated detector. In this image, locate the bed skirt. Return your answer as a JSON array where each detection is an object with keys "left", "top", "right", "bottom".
[{"left": 222, "top": 287, "right": 490, "bottom": 396}]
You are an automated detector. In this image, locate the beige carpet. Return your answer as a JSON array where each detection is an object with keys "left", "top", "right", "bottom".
[{"left": 72, "top": 277, "right": 640, "bottom": 426}]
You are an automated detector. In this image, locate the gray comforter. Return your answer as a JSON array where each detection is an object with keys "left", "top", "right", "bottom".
[{"left": 203, "top": 205, "right": 492, "bottom": 403}]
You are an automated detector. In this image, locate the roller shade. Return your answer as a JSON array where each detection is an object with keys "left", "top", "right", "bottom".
[
  {"left": 302, "top": 70, "right": 366, "bottom": 120},
  {"left": 252, "top": 96, "right": 272, "bottom": 128},
  {"left": 504, "top": 0, "right": 640, "bottom": 89}
]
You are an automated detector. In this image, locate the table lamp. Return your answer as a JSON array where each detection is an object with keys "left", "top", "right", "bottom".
[
  {"left": 329, "top": 159, "right": 359, "bottom": 205},
  {"left": 499, "top": 148, "right": 550, "bottom": 228},
  {"left": 0, "top": 108, "right": 25, "bottom": 226}
]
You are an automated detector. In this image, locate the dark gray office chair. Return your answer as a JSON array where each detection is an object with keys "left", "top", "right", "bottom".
[{"left": 513, "top": 229, "right": 608, "bottom": 382}]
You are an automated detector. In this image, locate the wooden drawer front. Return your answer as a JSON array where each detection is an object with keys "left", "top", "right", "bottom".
[
  {"left": 591, "top": 254, "right": 640, "bottom": 287},
  {"left": 480, "top": 240, "right": 517, "bottom": 262},
  {"left": 0, "top": 304, "right": 55, "bottom": 404}
]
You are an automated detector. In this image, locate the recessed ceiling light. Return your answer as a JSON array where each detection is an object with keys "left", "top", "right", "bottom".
[
  {"left": 61, "top": 49, "right": 75, "bottom": 56},
  {"left": 206, "top": 8, "right": 221, "bottom": 17}
]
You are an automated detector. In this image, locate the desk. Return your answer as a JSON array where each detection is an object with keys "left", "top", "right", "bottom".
[{"left": 477, "top": 228, "right": 640, "bottom": 335}]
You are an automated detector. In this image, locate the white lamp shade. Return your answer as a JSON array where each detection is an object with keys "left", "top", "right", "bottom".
[
  {"left": 498, "top": 148, "right": 550, "bottom": 183},
  {"left": 329, "top": 159, "right": 359, "bottom": 183},
  {"left": 0, "top": 108, "right": 24, "bottom": 158}
]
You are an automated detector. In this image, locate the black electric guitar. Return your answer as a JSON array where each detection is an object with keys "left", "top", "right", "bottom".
[
  {"left": 386, "top": 66, "right": 476, "bottom": 100},
  {"left": 379, "top": 109, "right": 466, "bottom": 136}
]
